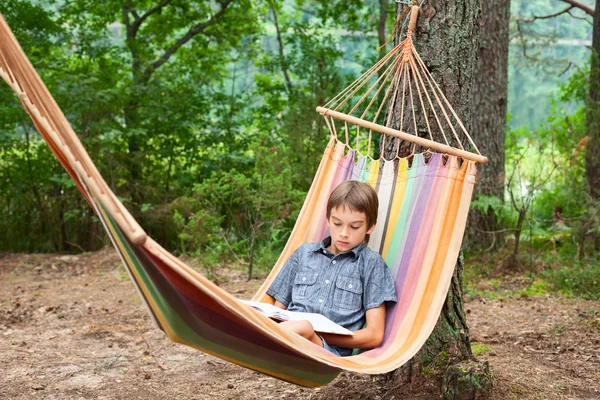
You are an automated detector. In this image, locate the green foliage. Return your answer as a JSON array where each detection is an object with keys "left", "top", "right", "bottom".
[
  {"left": 174, "top": 135, "right": 304, "bottom": 278},
  {"left": 508, "top": 0, "right": 594, "bottom": 129},
  {"left": 483, "top": 62, "right": 599, "bottom": 268},
  {"left": 0, "top": 0, "right": 376, "bottom": 254},
  {"left": 542, "top": 264, "right": 600, "bottom": 300},
  {"left": 471, "top": 194, "right": 514, "bottom": 232},
  {"left": 471, "top": 194, "right": 503, "bottom": 216}
]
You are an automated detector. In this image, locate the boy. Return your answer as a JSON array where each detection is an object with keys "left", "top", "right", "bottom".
[{"left": 266, "top": 180, "right": 397, "bottom": 356}]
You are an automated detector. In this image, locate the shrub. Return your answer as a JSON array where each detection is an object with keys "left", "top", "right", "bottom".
[
  {"left": 174, "top": 137, "right": 304, "bottom": 280},
  {"left": 542, "top": 264, "right": 600, "bottom": 300}
]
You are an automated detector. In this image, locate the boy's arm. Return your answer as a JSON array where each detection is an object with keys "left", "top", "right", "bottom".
[
  {"left": 320, "top": 304, "right": 386, "bottom": 349},
  {"left": 266, "top": 249, "right": 301, "bottom": 307},
  {"left": 273, "top": 300, "right": 287, "bottom": 310}
]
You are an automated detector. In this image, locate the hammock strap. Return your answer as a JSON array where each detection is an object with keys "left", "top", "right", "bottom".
[{"left": 377, "top": 6, "right": 411, "bottom": 51}]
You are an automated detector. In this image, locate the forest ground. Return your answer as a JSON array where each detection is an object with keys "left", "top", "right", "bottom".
[{"left": 0, "top": 248, "right": 598, "bottom": 400}]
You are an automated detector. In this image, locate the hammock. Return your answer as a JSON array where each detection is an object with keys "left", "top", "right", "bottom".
[{"left": 0, "top": 7, "right": 486, "bottom": 387}]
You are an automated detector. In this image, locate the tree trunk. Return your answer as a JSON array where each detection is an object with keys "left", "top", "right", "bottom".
[
  {"left": 587, "top": 0, "right": 600, "bottom": 198},
  {"left": 588, "top": 0, "right": 600, "bottom": 201},
  {"left": 382, "top": 1, "right": 492, "bottom": 398},
  {"left": 586, "top": 0, "right": 600, "bottom": 253},
  {"left": 465, "top": 0, "right": 510, "bottom": 249}
]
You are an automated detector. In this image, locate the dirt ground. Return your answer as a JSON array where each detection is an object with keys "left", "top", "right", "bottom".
[{"left": 0, "top": 248, "right": 599, "bottom": 400}]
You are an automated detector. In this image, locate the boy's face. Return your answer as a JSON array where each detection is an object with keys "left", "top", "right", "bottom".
[{"left": 327, "top": 206, "right": 375, "bottom": 255}]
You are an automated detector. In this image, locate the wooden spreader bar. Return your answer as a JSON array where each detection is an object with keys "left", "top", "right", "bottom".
[{"left": 316, "top": 106, "right": 489, "bottom": 164}]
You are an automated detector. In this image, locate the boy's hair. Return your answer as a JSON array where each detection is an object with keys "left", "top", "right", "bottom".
[{"left": 326, "top": 180, "right": 379, "bottom": 229}]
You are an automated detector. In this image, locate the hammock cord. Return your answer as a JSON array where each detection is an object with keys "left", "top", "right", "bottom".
[{"left": 320, "top": 4, "right": 484, "bottom": 162}]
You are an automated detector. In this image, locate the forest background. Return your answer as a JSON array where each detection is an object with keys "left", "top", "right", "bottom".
[{"left": 0, "top": 0, "right": 598, "bottom": 302}]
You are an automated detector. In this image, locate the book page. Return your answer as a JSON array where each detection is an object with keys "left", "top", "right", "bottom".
[{"left": 241, "top": 300, "right": 353, "bottom": 335}]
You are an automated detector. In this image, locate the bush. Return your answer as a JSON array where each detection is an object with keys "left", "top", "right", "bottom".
[
  {"left": 174, "top": 137, "right": 305, "bottom": 280},
  {"left": 542, "top": 264, "right": 600, "bottom": 300}
]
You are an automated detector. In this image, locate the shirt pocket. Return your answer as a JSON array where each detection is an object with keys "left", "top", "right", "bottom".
[
  {"left": 334, "top": 275, "right": 363, "bottom": 310},
  {"left": 293, "top": 270, "right": 319, "bottom": 299}
]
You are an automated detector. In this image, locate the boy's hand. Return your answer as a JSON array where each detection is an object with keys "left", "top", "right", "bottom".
[{"left": 321, "top": 304, "right": 386, "bottom": 349}]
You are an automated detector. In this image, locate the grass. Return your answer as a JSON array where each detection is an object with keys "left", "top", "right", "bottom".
[
  {"left": 471, "top": 342, "right": 492, "bottom": 356},
  {"left": 549, "top": 323, "right": 567, "bottom": 335},
  {"left": 464, "top": 247, "right": 600, "bottom": 301},
  {"left": 541, "top": 264, "right": 600, "bottom": 300},
  {"left": 465, "top": 277, "right": 552, "bottom": 301}
]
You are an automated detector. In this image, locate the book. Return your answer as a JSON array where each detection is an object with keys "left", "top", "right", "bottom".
[{"left": 241, "top": 300, "right": 354, "bottom": 336}]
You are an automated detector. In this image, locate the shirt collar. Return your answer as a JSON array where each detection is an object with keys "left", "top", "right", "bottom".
[{"left": 314, "top": 236, "right": 365, "bottom": 258}]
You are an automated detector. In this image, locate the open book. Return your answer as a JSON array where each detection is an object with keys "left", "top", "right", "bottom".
[{"left": 242, "top": 300, "right": 353, "bottom": 336}]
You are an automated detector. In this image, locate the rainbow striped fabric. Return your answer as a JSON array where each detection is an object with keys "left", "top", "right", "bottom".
[{"left": 0, "top": 14, "right": 477, "bottom": 387}]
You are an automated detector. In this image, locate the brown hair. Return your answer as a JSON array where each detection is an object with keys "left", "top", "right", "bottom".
[{"left": 326, "top": 180, "right": 379, "bottom": 230}]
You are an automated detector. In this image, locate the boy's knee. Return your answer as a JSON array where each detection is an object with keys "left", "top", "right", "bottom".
[{"left": 296, "top": 320, "right": 314, "bottom": 338}]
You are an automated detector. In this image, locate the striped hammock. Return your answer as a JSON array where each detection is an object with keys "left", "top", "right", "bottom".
[{"left": 0, "top": 6, "right": 480, "bottom": 387}]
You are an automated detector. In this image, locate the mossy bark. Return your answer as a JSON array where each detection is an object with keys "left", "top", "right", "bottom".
[
  {"left": 442, "top": 359, "right": 493, "bottom": 400},
  {"left": 381, "top": 1, "right": 493, "bottom": 397}
]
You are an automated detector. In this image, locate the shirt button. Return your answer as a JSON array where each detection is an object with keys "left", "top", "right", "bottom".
[
  {"left": 348, "top": 284, "right": 353, "bottom": 288},
  {"left": 325, "top": 280, "right": 330, "bottom": 284},
  {"left": 332, "top": 260, "right": 337, "bottom": 265},
  {"left": 318, "top": 299, "right": 323, "bottom": 303},
  {"left": 302, "top": 277, "right": 306, "bottom": 281}
]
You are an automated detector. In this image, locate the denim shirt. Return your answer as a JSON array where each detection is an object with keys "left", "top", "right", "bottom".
[{"left": 266, "top": 237, "right": 398, "bottom": 356}]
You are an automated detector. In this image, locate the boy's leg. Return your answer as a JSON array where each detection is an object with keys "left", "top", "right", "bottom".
[{"left": 279, "top": 320, "right": 323, "bottom": 347}]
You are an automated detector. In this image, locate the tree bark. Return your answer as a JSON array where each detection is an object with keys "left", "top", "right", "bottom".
[
  {"left": 382, "top": 1, "right": 492, "bottom": 397},
  {"left": 587, "top": 0, "right": 600, "bottom": 201},
  {"left": 585, "top": 0, "right": 600, "bottom": 253},
  {"left": 466, "top": 0, "right": 510, "bottom": 249}
]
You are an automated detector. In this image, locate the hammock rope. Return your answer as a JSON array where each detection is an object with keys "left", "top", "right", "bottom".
[
  {"left": 0, "top": 5, "right": 482, "bottom": 388},
  {"left": 318, "top": 6, "right": 487, "bottom": 164}
]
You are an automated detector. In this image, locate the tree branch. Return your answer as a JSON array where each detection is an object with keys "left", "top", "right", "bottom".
[
  {"left": 122, "top": 3, "right": 143, "bottom": 80},
  {"left": 219, "top": 230, "right": 249, "bottom": 266},
  {"left": 514, "top": 2, "right": 594, "bottom": 39},
  {"left": 567, "top": 9, "right": 594, "bottom": 24},
  {"left": 143, "top": 0, "right": 234, "bottom": 80},
  {"left": 134, "top": 0, "right": 173, "bottom": 33},
  {"left": 560, "top": 0, "right": 594, "bottom": 16},
  {"left": 270, "top": 4, "right": 294, "bottom": 96},
  {"left": 518, "top": 6, "right": 574, "bottom": 22},
  {"left": 514, "top": 20, "right": 538, "bottom": 61}
]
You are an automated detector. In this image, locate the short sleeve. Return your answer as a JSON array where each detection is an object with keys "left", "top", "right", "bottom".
[
  {"left": 363, "top": 254, "right": 397, "bottom": 310},
  {"left": 266, "top": 248, "right": 301, "bottom": 307}
]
